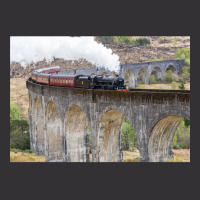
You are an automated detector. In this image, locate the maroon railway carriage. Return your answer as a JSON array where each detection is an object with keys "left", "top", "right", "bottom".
[
  {"left": 49, "top": 74, "right": 82, "bottom": 87},
  {"left": 31, "top": 66, "right": 61, "bottom": 84}
]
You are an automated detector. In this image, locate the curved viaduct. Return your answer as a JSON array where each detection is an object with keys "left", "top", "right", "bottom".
[
  {"left": 64, "top": 59, "right": 185, "bottom": 88},
  {"left": 27, "top": 79, "right": 190, "bottom": 162}
]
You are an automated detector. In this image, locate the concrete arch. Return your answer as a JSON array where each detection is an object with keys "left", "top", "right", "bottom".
[
  {"left": 97, "top": 105, "right": 134, "bottom": 130},
  {"left": 124, "top": 69, "right": 136, "bottom": 88},
  {"left": 45, "top": 101, "right": 63, "bottom": 162},
  {"left": 34, "top": 97, "right": 44, "bottom": 156},
  {"left": 64, "top": 104, "right": 89, "bottom": 162},
  {"left": 165, "top": 65, "right": 177, "bottom": 73},
  {"left": 150, "top": 66, "right": 163, "bottom": 81},
  {"left": 137, "top": 67, "right": 149, "bottom": 84},
  {"left": 97, "top": 109, "right": 125, "bottom": 162},
  {"left": 148, "top": 115, "right": 187, "bottom": 162},
  {"left": 64, "top": 101, "right": 90, "bottom": 128}
]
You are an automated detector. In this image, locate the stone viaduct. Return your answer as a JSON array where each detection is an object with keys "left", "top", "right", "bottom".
[
  {"left": 27, "top": 79, "right": 190, "bottom": 162},
  {"left": 61, "top": 59, "right": 185, "bottom": 88}
]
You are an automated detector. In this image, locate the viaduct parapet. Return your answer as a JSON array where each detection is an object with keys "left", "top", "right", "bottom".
[{"left": 27, "top": 80, "right": 190, "bottom": 162}]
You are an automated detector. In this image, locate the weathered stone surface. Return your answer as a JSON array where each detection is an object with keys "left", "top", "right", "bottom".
[{"left": 27, "top": 80, "right": 190, "bottom": 162}]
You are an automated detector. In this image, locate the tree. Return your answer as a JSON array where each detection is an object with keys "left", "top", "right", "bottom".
[
  {"left": 10, "top": 102, "right": 20, "bottom": 121},
  {"left": 10, "top": 102, "right": 30, "bottom": 150},
  {"left": 175, "top": 48, "right": 190, "bottom": 66},
  {"left": 150, "top": 75, "right": 156, "bottom": 84},
  {"left": 121, "top": 118, "right": 138, "bottom": 151},
  {"left": 171, "top": 81, "right": 178, "bottom": 90},
  {"left": 164, "top": 70, "right": 173, "bottom": 83},
  {"left": 179, "top": 79, "right": 185, "bottom": 90}
]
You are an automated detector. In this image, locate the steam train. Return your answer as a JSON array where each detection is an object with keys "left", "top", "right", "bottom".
[{"left": 31, "top": 66, "right": 128, "bottom": 91}]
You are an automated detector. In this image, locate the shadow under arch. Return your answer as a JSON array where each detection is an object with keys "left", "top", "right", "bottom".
[
  {"left": 137, "top": 67, "right": 149, "bottom": 84},
  {"left": 150, "top": 66, "right": 163, "bottom": 82},
  {"left": 91, "top": 73, "right": 95, "bottom": 76},
  {"left": 124, "top": 69, "right": 135, "bottom": 88},
  {"left": 45, "top": 101, "right": 63, "bottom": 162},
  {"left": 148, "top": 115, "right": 188, "bottom": 162},
  {"left": 96, "top": 109, "right": 139, "bottom": 162},
  {"left": 34, "top": 97, "right": 44, "bottom": 155},
  {"left": 165, "top": 65, "right": 176, "bottom": 73},
  {"left": 64, "top": 104, "right": 89, "bottom": 162}
]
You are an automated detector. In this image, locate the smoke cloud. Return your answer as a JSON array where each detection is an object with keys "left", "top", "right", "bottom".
[{"left": 10, "top": 36, "right": 120, "bottom": 72}]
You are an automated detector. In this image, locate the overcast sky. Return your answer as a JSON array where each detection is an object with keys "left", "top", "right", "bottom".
[{"left": 10, "top": 36, "right": 120, "bottom": 72}]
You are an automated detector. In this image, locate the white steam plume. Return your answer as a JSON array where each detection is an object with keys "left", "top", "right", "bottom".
[{"left": 10, "top": 36, "right": 120, "bottom": 72}]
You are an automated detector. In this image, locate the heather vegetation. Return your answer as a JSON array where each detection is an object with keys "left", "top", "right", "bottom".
[{"left": 96, "top": 36, "right": 150, "bottom": 46}]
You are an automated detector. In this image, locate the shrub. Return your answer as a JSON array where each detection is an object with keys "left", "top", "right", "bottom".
[
  {"left": 121, "top": 118, "right": 138, "bottom": 150},
  {"left": 171, "top": 81, "right": 178, "bottom": 90},
  {"left": 173, "top": 36, "right": 178, "bottom": 46},
  {"left": 175, "top": 48, "right": 190, "bottom": 66},
  {"left": 148, "top": 58, "right": 163, "bottom": 62},
  {"left": 164, "top": 70, "right": 173, "bottom": 83},
  {"left": 173, "top": 144, "right": 180, "bottom": 149},
  {"left": 168, "top": 38, "right": 172, "bottom": 43},
  {"left": 10, "top": 131, "right": 30, "bottom": 150},
  {"left": 10, "top": 103, "right": 30, "bottom": 151},
  {"left": 10, "top": 102, "right": 20, "bottom": 121},
  {"left": 96, "top": 36, "right": 136, "bottom": 45},
  {"left": 150, "top": 75, "right": 156, "bottom": 84},
  {"left": 179, "top": 79, "right": 185, "bottom": 90},
  {"left": 175, "top": 120, "right": 190, "bottom": 149},
  {"left": 135, "top": 37, "right": 150, "bottom": 46},
  {"left": 181, "top": 66, "right": 190, "bottom": 81},
  {"left": 158, "top": 37, "right": 165, "bottom": 44},
  {"left": 24, "top": 149, "right": 33, "bottom": 154}
]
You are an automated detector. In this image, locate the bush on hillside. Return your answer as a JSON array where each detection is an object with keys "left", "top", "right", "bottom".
[
  {"left": 135, "top": 38, "right": 150, "bottom": 46},
  {"left": 164, "top": 70, "right": 173, "bottom": 83},
  {"left": 150, "top": 75, "right": 156, "bottom": 84},
  {"left": 10, "top": 102, "right": 20, "bottom": 121},
  {"left": 179, "top": 79, "right": 185, "bottom": 90},
  {"left": 96, "top": 36, "right": 150, "bottom": 46},
  {"left": 173, "top": 36, "right": 178, "bottom": 46},
  {"left": 171, "top": 81, "right": 178, "bottom": 90},
  {"left": 148, "top": 58, "right": 163, "bottom": 62},
  {"left": 158, "top": 37, "right": 165, "bottom": 44},
  {"left": 175, "top": 48, "right": 190, "bottom": 66}
]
